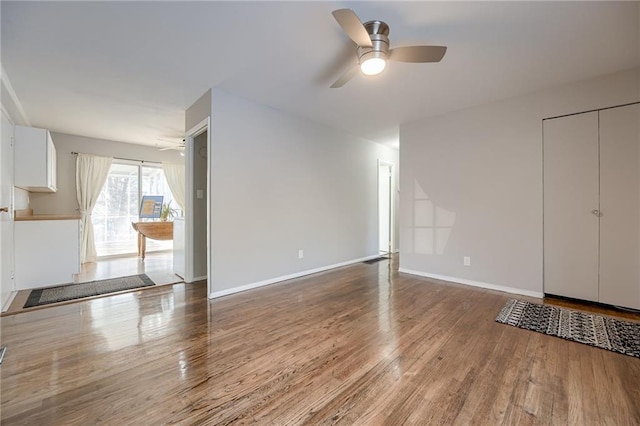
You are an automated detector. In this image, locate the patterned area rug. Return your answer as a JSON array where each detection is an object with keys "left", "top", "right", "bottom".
[
  {"left": 496, "top": 299, "right": 640, "bottom": 358},
  {"left": 24, "top": 274, "right": 156, "bottom": 308}
]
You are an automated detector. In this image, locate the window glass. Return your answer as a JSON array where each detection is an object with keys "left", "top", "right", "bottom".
[
  {"left": 141, "top": 165, "right": 174, "bottom": 252},
  {"left": 93, "top": 161, "right": 176, "bottom": 257},
  {"left": 142, "top": 165, "right": 178, "bottom": 213}
]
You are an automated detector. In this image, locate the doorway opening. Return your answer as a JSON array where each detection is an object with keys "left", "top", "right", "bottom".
[
  {"left": 93, "top": 160, "right": 178, "bottom": 258},
  {"left": 378, "top": 161, "right": 393, "bottom": 256},
  {"left": 184, "top": 118, "right": 210, "bottom": 289},
  {"left": 75, "top": 159, "right": 183, "bottom": 288}
]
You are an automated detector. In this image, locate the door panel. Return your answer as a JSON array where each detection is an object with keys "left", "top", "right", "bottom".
[
  {"left": 543, "top": 112, "right": 599, "bottom": 301},
  {"left": 599, "top": 104, "right": 640, "bottom": 309},
  {"left": 1, "top": 110, "right": 15, "bottom": 309}
]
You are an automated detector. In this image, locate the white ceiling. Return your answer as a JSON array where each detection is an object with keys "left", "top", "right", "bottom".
[{"left": 2, "top": 1, "right": 639, "bottom": 149}]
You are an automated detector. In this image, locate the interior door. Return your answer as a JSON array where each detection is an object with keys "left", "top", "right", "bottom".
[
  {"left": 1, "top": 110, "right": 15, "bottom": 309},
  {"left": 598, "top": 104, "right": 640, "bottom": 309},
  {"left": 543, "top": 112, "right": 599, "bottom": 301}
]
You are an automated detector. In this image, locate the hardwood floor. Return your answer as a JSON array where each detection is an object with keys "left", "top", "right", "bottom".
[
  {"left": 74, "top": 251, "right": 179, "bottom": 284},
  {"left": 1, "top": 257, "right": 639, "bottom": 425},
  {"left": 544, "top": 295, "right": 640, "bottom": 320},
  {"left": 4, "top": 251, "right": 182, "bottom": 314}
]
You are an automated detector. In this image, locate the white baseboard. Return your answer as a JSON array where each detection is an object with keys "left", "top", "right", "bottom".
[
  {"left": 187, "top": 275, "right": 207, "bottom": 283},
  {"left": 398, "top": 268, "right": 544, "bottom": 299},
  {"left": 2, "top": 291, "right": 17, "bottom": 313},
  {"left": 209, "top": 254, "right": 381, "bottom": 299}
]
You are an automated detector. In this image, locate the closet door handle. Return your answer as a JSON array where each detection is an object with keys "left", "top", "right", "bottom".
[{"left": 591, "top": 209, "right": 602, "bottom": 217}]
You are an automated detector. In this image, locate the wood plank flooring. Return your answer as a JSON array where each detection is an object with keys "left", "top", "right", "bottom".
[
  {"left": 4, "top": 251, "right": 182, "bottom": 314},
  {"left": 1, "top": 257, "right": 639, "bottom": 425}
]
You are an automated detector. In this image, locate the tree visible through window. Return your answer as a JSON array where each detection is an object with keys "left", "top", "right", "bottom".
[{"left": 93, "top": 161, "right": 178, "bottom": 257}]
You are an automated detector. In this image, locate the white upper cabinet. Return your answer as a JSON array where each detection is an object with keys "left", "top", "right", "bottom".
[{"left": 14, "top": 125, "right": 57, "bottom": 192}]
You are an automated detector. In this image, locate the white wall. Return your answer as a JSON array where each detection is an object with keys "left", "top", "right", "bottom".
[
  {"left": 185, "top": 90, "right": 211, "bottom": 133},
  {"left": 0, "top": 109, "right": 15, "bottom": 309},
  {"left": 208, "top": 89, "right": 398, "bottom": 295},
  {"left": 399, "top": 67, "right": 640, "bottom": 296},
  {"left": 1, "top": 68, "right": 27, "bottom": 309},
  {"left": 29, "top": 132, "right": 183, "bottom": 215}
]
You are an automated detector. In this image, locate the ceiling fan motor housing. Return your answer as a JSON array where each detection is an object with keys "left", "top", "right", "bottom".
[{"left": 357, "top": 20, "right": 390, "bottom": 64}]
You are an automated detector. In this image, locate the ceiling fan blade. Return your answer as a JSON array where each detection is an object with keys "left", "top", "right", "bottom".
[
  {"left": 330, "top": 64, "right": 360, "bottom": 88},
  {"left": 332, "top": 9, "right": 372, "bottom": 48},
  {"left": 389, "top": 46, "right": 447, "bottom": 63}
]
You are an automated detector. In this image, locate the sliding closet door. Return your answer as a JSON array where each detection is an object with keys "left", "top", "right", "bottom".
[
  {"left": 599, "top": 104, "right": 640, "bottom": 309},
  {"left": 543, "top": 112, "right": 599, "bottom": 301}
]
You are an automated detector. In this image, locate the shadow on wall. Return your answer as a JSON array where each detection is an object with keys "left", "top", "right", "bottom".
[{"left": 407, "top": 179, "right": 456, "bottom": 255}]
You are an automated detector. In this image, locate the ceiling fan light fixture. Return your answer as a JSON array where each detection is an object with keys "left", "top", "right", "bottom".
[
  {"left": 330, "top": 9, "right": 447, "bottom": 88},
  {"left": 360, "top": 57, "right": 386, "bottom": 75}
]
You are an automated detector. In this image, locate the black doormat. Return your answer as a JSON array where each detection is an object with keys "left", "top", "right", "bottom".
[
  {"left": 496, "top": 299, "right": 640, "bottom": 358},
  {"left": 24, "top": 274, "right": 156, "bottom": 308},
  {"left": 363, "top": 257, "right": 389, "bottom": 264}
]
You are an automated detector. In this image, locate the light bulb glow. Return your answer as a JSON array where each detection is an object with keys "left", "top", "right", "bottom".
[{"left": 360, "top": 58, "right": 386, "bottom": 76}]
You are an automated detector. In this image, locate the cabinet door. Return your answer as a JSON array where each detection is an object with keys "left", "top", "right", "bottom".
[
  {"left": 599, "top": 104, "right": 640, "bottom": 309},
  {"left": 15, "top": 220, "right": 80, "bottom": 289},
  {"left": 543, "top": 112, "right": 599, "bottom": 301}
]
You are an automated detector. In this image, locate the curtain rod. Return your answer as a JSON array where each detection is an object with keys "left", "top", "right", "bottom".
[{"left": 70, "top": 151, "right": 151, "bottom": 164}]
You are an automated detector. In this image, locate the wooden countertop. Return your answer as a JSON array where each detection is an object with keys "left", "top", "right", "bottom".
[
  {"left": 14, "top": 209, "right": 80, "bottom": 221},
  {"left": 15, "top": 215, "right": 81, "bottom": 221}
]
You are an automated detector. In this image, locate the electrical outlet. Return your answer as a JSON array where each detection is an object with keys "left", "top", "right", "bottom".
[
  {"left": 298, "top": 249, "right": 304, "bottom": 259},
  {"left": 463, "top": 256, "right": 471, "bottom": 266},
  {"left": 196, "top": 189, "right": 204, "bottom": 199}
]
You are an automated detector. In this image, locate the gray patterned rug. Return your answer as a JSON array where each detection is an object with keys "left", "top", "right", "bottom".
[
  {"left": 24, "top": 274, "right": 155, "bottom": 308},
  {"left": 496, "top": 299, "right": 640, "bottom": 358}
]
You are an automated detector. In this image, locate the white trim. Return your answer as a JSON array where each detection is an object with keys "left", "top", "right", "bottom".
[
  {"left": 206, "top": 116, "right": 212, "bottom": 301},
  {"left": 184, "top": 133, "right": 194, "bottom": 282},
  {"left": 377, "top": 159, "right": 395, "bottom": 253},
  {"left": 2, "top": 291, "right": 17, "bottom": 312},
  {"left": 0, "top": 66, "right": 31, "bottom": 126},
  {"left": 190, "top": 275, "right": 207, "bottom": 282},
  {"left": 208, "top": 254, "right": 380, "bottom": 299},
  {"left": 0, "top": 108, "right": 16, "bottom": 309},
  {"left": 398, "top": 268, "right": 544, "bottom": 299},
  {"left": 186, "top": 117, "right": 209, "bottom": 139}
]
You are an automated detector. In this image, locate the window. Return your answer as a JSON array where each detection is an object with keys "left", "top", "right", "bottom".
[{"left": 93, "top": 161, "right": 178, "bottom": 257}]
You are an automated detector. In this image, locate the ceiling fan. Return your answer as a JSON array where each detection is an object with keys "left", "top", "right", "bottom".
[
  {"left": 158, "top": 139, "right": 185, "bottom": 151},
  {"left": 330, "top": 9, "right": 447, "bottom": 88}
]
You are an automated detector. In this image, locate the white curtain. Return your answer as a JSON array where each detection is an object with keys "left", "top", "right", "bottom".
[
  {"left": 76, "top": 153, "right": 112, "bottom": 263},
  {"left": 162, "top": 162, "right": 186, "bottom": 212}
]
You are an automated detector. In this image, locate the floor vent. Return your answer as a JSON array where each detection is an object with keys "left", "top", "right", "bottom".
[{"left": 363, "top": 257, "right": 389, "bottom": 264}]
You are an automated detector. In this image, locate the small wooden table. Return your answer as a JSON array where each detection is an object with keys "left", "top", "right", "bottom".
[{"left": 131, "top": 221, "right": 173, "bottom": 260}]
